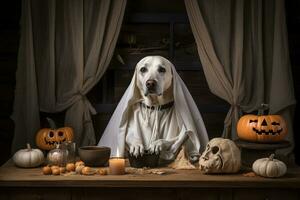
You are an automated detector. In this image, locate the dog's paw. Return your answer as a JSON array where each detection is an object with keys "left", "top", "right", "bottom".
[
  {"left": 149, "top": 140, "right": 163, "bottom": 155},
  {"left": 189, "top": 154, "right": 200, "bottom": 164},
  {"left": 129, "top": 144, "right": 144, "bottom": 157}
]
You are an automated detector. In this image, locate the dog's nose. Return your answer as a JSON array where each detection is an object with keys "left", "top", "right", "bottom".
[{"left": 146, "top": 79, "right": 157, "bottom": 89}]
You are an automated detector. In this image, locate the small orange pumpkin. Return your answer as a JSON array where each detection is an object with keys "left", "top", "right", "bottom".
[
  {"left": 237, "top": 104, "right": 287, "bottom": 143},
  {"left": 36, "top": 118, "right": 74, "bottom": 150}
]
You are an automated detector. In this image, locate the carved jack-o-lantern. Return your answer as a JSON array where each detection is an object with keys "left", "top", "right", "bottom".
[
  {"left": 237, "top": 105, "right": 287, "bottom": 143},
  {"left": 35, "top": 118, "right": 74, "bottom": 150}
]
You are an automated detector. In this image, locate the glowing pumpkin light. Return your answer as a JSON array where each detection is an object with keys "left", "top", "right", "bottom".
[
  {"left": 237, "top": 104, "right": 288, "bottom": 143},
  {"left": 36, "top": 118, "right": 74, "bottom": 150}
]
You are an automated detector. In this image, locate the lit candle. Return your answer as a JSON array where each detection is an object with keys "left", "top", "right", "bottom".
[{"left": 109, "top": 149, "right": 125, "bottom": 175}]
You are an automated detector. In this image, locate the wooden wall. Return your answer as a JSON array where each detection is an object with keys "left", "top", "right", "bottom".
[{"left": 0, "top": 0, "right": 299, "bottom": 165}]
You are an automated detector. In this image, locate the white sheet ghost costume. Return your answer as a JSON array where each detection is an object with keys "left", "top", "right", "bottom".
[{"left": 98, "top": 56, "right": 209, "bottom": 163}]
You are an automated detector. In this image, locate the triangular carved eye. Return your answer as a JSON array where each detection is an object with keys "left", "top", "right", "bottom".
[
  {"left": 261, "top": 119, "right": 268, "bottom": 126},
  {"left": 271, "top": 122, "right": 280, "bottom": 125}
]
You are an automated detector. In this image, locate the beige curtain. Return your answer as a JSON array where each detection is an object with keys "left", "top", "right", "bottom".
[
  {"left": 185, "top": 0, "right": 296, "bottom": 154},
  {"left": 11, "top": 0, "right": 126, "bottom": 152}
]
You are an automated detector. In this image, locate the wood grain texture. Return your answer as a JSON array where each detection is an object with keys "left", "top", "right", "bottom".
[
  {"left": 1, "top": 159, "right": 300, "bottom": 189},
  {"left": 1, "top": 188, "right": 298, "bottom": 200}
]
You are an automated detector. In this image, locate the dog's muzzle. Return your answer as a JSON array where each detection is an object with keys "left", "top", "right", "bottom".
[{"left": 145, "top": 79, "right": 158, "bottom": 96}]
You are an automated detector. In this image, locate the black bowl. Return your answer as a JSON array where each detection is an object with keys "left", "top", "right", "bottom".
[
  {"left": 128, "top": 151, "right": 160, "bottom": 168},
  {"left": 78, "top": 146, "right": 111, "bottom": 167}
]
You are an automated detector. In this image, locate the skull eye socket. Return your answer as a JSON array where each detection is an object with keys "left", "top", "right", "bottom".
[
  {"left": 48, "top": 131, "right": 54, "bottom": 138},
  {"left": 58, "top": 131, "right": 64, "bottom": 137},
  {"left": 211, "top": 146, "right": 219, "bottom": 154}
]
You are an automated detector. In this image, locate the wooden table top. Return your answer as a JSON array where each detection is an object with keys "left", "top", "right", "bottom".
[{"left": 1, "top": 159, "right": 300, "bottom": 188}]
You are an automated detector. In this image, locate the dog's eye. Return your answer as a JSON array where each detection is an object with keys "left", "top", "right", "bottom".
[
  {"left": 158, "top": 66, "right": 166, "bottom": 73},
  {"left": 140, "top": 67, "right": 148, "bottom": 73}
]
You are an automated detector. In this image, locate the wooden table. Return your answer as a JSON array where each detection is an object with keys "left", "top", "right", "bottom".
[{"left": 1, "top": 159, "right": 300, "bottom": 200}]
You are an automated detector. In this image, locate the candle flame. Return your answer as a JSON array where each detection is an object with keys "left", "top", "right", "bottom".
[{"left": 116, "top": 148, "right": 120, "bottom": 157}]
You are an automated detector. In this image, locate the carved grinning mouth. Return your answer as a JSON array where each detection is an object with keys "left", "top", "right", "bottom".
[
  {"left": 44, "top": 137, "right": 66, "bottom": 146},
  {"left": 252, "top": 127, "right": 283, "bottom": 135}
]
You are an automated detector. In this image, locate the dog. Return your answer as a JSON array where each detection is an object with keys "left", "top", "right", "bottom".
[{"left": 125, "top": 56, "right": 200, "bottom": 163}]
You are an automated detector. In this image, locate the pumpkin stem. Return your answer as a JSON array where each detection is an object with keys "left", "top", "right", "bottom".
[
  {"left": 46, "top": 117, "right": 57, "bottom": 129},
  {"left": 26, "top": 143, "right": 31, "bottom": 150},
  {"left": 258, "top": 103, "right": 269, "bottom": 115},
  {"left": 269, "top": 154, "right": 275, "bottom": 161}
]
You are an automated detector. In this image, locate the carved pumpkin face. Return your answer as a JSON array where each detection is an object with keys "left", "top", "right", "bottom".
[
  {"left": 237, "top": 115, "right": 287, "bottom": 143},
  {"left": 36, "top": 127, "right": 74, "bottom": 150}
]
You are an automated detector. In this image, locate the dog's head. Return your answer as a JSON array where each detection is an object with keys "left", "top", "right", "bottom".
[{"left": 136, "top": 56, "right": 173, "bottom": 97}]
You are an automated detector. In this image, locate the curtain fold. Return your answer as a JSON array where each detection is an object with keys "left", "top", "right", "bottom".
[
  {"left": 185, "top": 0, "right": 296, "bottom": 154},
  {"left": 11, "top": 0, "right": 126, "bottom": 152}
]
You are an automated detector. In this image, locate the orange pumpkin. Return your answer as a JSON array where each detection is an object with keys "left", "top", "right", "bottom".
[
  {"left": 36, "top": 118, "right": 74, "bottom": 150},
  {"left": 237, "top": 114, "right": 287, "bottom": 143}
]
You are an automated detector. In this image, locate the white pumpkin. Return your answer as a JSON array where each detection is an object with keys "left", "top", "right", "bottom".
[
  {"left": 252, "top": 154, "right": 287, "bottom": 178},
  {"left": 13, "top": 143, "right": 44, "bottom": 168}
]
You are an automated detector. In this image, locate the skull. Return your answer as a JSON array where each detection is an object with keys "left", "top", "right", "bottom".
[{"left": 199, "top": 138, "right": 241, "bottom": 173}]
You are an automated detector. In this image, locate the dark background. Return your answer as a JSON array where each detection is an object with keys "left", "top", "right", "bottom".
[{"left": 0, "top": 0, "right": 299, "bottom": 166}]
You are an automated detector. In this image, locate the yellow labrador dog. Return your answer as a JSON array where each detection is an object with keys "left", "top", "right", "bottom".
[{"left": 125, "top": 56, "right": 199, "bottom": 163}]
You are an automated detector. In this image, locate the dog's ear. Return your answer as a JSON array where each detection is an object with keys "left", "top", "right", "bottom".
[{"left": 160, "top": 56, "right": 174, "bottom": 75}]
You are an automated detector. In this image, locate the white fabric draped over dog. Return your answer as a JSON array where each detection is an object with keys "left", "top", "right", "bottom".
[{"left": 98, "top": 57, "right": 209, "bottom": 158}]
